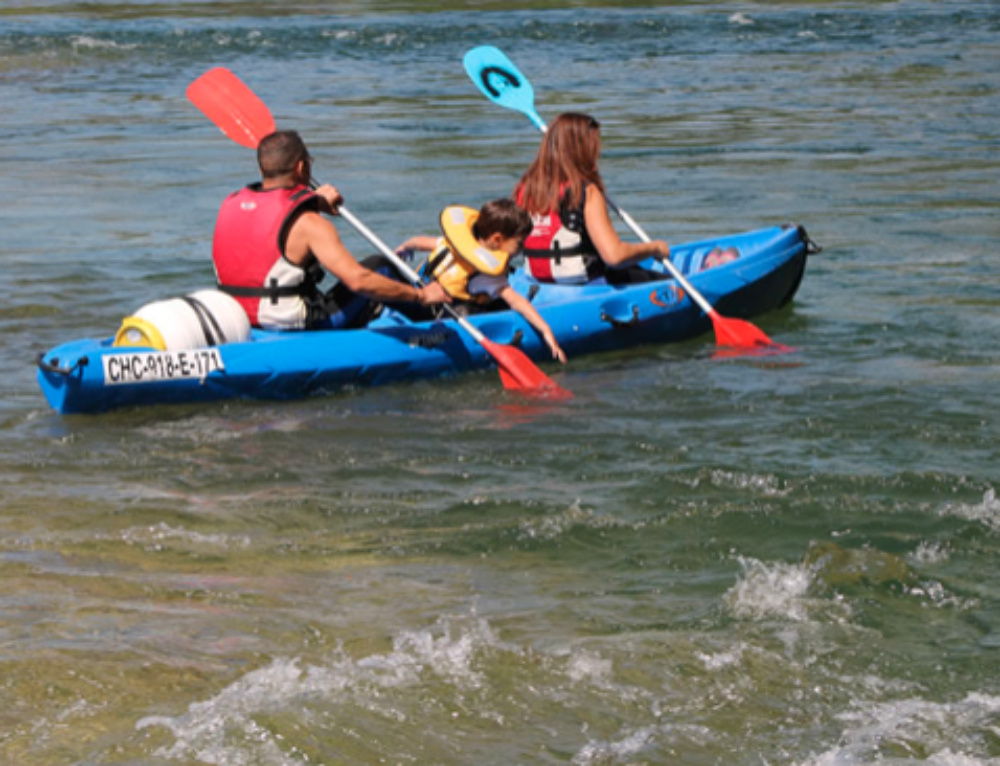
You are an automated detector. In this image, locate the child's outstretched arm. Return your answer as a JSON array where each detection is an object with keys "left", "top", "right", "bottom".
[
  {"left": 499, "top": 286, "right": 567, "bottom": 364},
  {"left": 396, "top": 235, "right": 439, "bottom": 254}
]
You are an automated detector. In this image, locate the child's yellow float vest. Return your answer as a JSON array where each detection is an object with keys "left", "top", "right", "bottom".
[{"left": 425, "top": 206, "right": 510, "bottom": 303}]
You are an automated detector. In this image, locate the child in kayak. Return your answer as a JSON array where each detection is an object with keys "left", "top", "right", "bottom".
[{"left": 397, "top": 198, "right": 567, "bottom": 363}]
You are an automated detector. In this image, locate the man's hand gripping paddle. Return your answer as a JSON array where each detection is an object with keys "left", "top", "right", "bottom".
[
  {"left": 187, "top": 67, "right": 571, "bottom": 398},
  {"left": 463, "top": 46, "right": 790, "bottom": 355}
]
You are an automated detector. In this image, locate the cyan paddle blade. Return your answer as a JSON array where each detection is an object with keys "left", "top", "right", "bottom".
[{"left": 463, "top": 46, "right": 547, "bottom": 131}]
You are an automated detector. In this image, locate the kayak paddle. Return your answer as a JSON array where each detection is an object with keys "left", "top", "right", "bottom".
[
  {"left": 186, "top": 67, "right": 275, "bottom": 150},
  {"left": 187, "top": 67, "right": 571, "bottom": 398},
  {"left": 463, "top": 46, "right": 786, "bottom": 353}
]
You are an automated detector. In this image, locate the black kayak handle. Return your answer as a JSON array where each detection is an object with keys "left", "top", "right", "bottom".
[
  {"left": 600, "top": 305, "right": 641, "bottom": 329},
  {"left": 36, "top": 353, "right": 89, "bottom": 376}
]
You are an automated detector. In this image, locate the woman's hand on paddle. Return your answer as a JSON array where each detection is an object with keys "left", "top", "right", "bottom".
[{"left": 314, "top": 184, "right": 344, "bottom": 215}]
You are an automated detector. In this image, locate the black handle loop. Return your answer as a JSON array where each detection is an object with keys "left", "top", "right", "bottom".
[
  {"left": 37, "top": 353, "right": 89, "bottom": 376},
  {"left": 600, "top": 305, "right": 641, "bottom": 329}
]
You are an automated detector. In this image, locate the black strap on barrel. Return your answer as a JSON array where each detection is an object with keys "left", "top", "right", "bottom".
[{"left": 179, "top": 296, "right": 227, "bottom": 347}]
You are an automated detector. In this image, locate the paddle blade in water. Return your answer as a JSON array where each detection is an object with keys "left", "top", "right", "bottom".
[
  {"left": 481, "top": 339, "right": 572, "bottom": 399},
  {"left": 711, "top": 313, "right": 792, "bottom": 354},
  {"left": 463, "top": 46, "right": 547, "bottom": 131},
  {"left": 187, "top": 67, "right": 276, "bottom": 149}
]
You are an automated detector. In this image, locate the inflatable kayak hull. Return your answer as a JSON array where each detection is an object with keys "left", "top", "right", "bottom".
[{"left": 37, "top": 224, "right": 813, "bottom": 414}]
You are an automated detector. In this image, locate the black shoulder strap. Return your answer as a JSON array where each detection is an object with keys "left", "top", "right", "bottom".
[
  {"left": 423, "top": 242, "right": 452, "bottom": 278},
  {"left": 278, "top": 189, "right": 321, "bottom": 255},
  {"left": 180, "top": 296, "right": 227, "bottom": 347}
]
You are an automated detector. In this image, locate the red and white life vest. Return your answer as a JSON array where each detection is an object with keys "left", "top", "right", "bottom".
[
  {"left": 519, "top": 184, "right": 604, "bottom": 284},
  {"left": 212, "top": 183, "right": 321, "bottom": 329}
]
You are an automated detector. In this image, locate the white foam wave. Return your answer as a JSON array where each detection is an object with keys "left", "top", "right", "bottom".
[
  {"left": 729, "top": 13, "right": 755, "bottom": 26},
  {"left": 132, "top": 608, "right": 998, "bottom": 764},
  {"left": 943, "top": 488, "right": 1000, "bottom": 532},
  {"left": 137, "top": 657, "right": 305, "bottom": 765},
  {"left": 136, "top": 616, "right": 505, "bottom": 762},
  {"left": 518, "top": 500, "right": 625, "bottom": 541},
  {"left": 574, "top": 722, "right": 716, "bottom": 765},
  {"left": 904, "top": 579, "right": 976, "bottom": 610},
  {"left": 909, "top": 540, "right": 951, "bottom": 566},
  {"left": 359, "top": 618, "right": 500, "bottom": 689},
  {"left": 566, "top": 650, "right": 613, "bottom": 684},
  {"left": 799, "top": 693, "right": 1000, "bottom": 765},
  {"left": 696, "top": 643, "right": 747, "bottom": 671},
  {"left": 573, "top": 725, "right": 659, "bottom": 764},
  {"left": 710, "top": 469, "right": 790, "bottom": 497},
  {"left": 725, "top": 556, "right": 815, "bottom": 622}
]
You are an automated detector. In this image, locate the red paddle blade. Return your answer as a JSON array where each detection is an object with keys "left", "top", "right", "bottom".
[
  {"left": 187, "top": 67, "right": 276, "bottom": 149},
  {"left": 710, "top": 312, "right": 788, "bottom": 352},
  {"left": 481, "top": 339, "right": 572, "bottom": 399}
]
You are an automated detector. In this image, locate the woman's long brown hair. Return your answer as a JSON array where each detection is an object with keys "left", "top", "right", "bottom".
[{"left": 516, "top": 113, "right": 605, "bottom": 215}]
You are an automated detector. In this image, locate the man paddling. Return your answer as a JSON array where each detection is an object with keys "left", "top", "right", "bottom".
[{"left": 212, "top": 130, "right": 448, "bottom": 330}]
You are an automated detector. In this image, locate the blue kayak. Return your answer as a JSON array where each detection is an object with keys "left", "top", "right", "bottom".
[{"left": 36, "top": 223, "right": 815, "bottom": 414}]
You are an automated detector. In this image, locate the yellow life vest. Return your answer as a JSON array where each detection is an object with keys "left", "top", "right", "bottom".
[{"left": 425, "top": 206, "right": 510, "bottom": 304}]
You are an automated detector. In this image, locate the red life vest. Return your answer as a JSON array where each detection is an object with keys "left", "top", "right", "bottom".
[
  {"left": 519, "top": 184, "right": 604, "bottom": 284},
  {"left": 212, "top": 183, "right": 321, "bottom": 329}
]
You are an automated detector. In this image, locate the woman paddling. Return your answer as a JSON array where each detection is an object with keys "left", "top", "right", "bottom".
[{"left": 515, "top": 113, "right": 671, "bottom": 285}]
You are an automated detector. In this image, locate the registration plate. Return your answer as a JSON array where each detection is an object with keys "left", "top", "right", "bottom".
[{"left": 102, "top": 349, "right": 224, "bottom": 386}]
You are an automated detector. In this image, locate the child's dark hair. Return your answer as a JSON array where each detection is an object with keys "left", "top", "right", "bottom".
[{"left": 473, "top": 198, "right": 533, "bottom": 242}]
